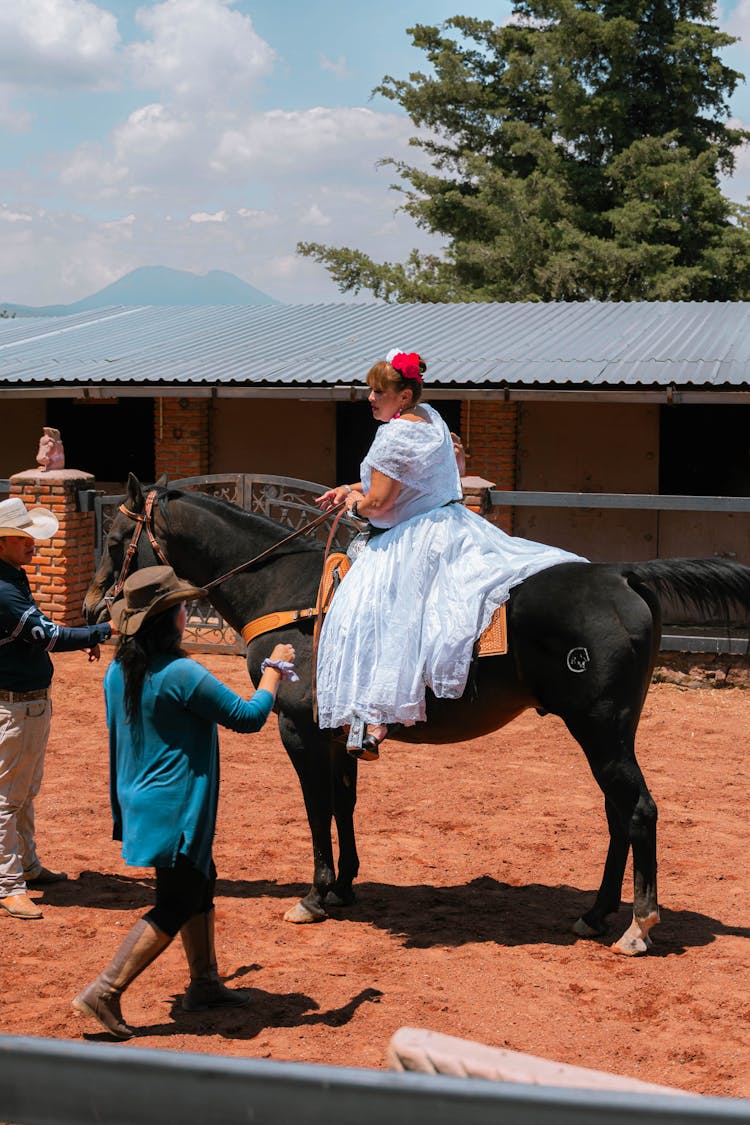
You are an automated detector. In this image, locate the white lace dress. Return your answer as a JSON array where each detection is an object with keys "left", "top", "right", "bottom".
[{"left": 316, "top": 405, "right": 587, "bottom": 729}]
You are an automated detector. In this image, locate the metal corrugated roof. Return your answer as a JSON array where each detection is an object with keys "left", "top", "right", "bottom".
[{"left": 1, "top": 301, "right": 750, "bottom": 389}]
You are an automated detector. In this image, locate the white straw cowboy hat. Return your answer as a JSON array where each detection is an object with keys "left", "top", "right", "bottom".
[
  {"left": 0, "top": 497, "right": 59, "bottom": 540},
  {"left": 110, "top": 565, "right": 205, "bottom": 637}
]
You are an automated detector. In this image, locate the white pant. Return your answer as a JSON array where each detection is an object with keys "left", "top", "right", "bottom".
[{"left": 0, "top": 698, "right": 51, "bottom": 897}]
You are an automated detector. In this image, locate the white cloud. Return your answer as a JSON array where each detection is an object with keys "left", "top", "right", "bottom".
[
  {"left": 0, "top": 0, "right": 121, "bottom": 91},
  {"left": 213, "top": 106, "right": 416, "bottom": 177},
  {"left": 102, "top": 213, "right": 136, "bottom": 228},
  {"left": 57, "top": 101, "right": 421, "bottom": 211},
  {"left": 299, "top": 203, "right": 332, "bottom": 228},
  {"left": 129, "top": 0, "right": 275, "bottom": 106},
  {"left": 237, "top": 208, "right": 279, "bottom": 227},
  {"left": 0, "top": 179, "right": 442, "bottom": 305},
  {"left": 0, "top": 206, "right": 33, "bottom": 223},
  {"left": 0, "top": 1, "right": 442, "bottom": 305},
  {"left": 723, "top": 0, "right": 750, "bottom": 40},
  {"left": 319, "top": 53, "right": 348, "bottom": 80},
  {"left": 720, "top": 116, "right": 750, "bottom": 204}
]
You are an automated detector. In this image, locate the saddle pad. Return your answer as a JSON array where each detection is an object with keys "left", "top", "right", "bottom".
[{"left": 478, "top": 604, "right": 508, "bottom": 657}]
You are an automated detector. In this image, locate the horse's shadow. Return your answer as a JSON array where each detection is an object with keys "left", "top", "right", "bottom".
[
  {"left": 79, "top": 983, "right": 383, "bottom": 1043},
  {"left": 217, "top": 874, "right": 750, "bottom": 957},
  {"left": 46, "top": 872, "right": 750, "bottom": 958}
]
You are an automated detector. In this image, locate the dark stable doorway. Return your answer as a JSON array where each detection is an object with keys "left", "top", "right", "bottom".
[
  {"left": 336, "top": 399, "right": 462, "bottom": 486},
  {"left": 46, "top": 398, "right": 155, "bottom": 489},
  {"left": 659, "top": 404, "right": 750, "bottom": 497}
]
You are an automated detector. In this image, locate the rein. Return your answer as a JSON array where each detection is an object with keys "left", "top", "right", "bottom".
[
  {"left": 109, "top": 489, "right": 348, "bottom": 628},
  {"left": 202, "top": 500, "right": 347, "bottom": 594}
]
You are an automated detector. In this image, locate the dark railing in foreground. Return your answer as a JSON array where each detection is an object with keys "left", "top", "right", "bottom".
[{"left": 1, "top": 1034, "right": 749, "bottom": 1125}]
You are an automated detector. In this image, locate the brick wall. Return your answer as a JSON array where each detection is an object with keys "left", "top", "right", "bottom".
[
  {"left": 10, "top": 470, "right": 95, "bottom": 626},
  {"left": 461, "top": 401, "right": 518, "bottom": 532},
  {"left": 154, "top": 397, "right": 210, "bottom": 480}
]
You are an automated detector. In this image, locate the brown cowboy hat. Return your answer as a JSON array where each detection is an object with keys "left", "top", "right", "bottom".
[{"left": 111, "top": 565, "right": 205, "bottom": 637}]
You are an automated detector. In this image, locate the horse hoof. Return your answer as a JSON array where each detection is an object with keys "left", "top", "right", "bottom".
[
  {"left": 323, "top": 891, "right": 347, "bottom": 908},
  {"left": 284, "top": 902, "right": 327, "bottom": 924},
  {"left": 611, "top": 935, "right": 650, "bottom": 956},
  {"left": 572, "top": 916, "right": 604, "bottom": 939},
  {"left": 612, "top": 912, "right": 658, "bottom": 955}
]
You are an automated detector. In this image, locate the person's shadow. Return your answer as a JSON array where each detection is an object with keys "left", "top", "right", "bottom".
[
  {"left": 79, "top": 981, "right": 383, "bottom": 1042},
  {"left": 38, "top": 870, "right": 157, "bottom": 910}
]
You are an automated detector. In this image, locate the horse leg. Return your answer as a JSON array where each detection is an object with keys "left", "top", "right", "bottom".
[
  {"left": 572, "top": 796, "right": 629, "bottom": 938},
  {"left": 277, "top": 716, "right": 337, "bottom": 924},
  {"left": 325, "top": 745, "right": 360, "bottom": 908},
  {"left": 571, "top": 724, "right": 659, "bottom": 955}
]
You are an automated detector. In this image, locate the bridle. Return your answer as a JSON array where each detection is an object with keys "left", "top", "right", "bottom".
[{"left": 105, "top": 489, "right": 169, "bottom": 604}]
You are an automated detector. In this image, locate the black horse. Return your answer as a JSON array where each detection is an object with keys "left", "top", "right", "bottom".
[{"left": 84, "top": 474, "right": 750, "bottom": 955}]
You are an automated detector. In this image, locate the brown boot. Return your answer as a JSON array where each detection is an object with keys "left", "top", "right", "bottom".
[
  {"left": 180, "top": 908, "right": 250, "bottom": 1011},
  {"left": 0, "top": 893, "right": 43, "bottom": 919},
  {"left": 72, "top": 917, "right": 172, "bottom": 1039}
]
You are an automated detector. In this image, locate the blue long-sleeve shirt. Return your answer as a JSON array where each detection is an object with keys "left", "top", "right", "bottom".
[
  {"left": 0, "top": 558, "right": 112, "bottom": 691},
  {"left": 105, "top": 655, "right": 274, "bottom": 876}
]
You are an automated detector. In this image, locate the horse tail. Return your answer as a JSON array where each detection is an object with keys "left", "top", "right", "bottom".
[{"left": 621, "top": 558, "right": 750, "bottom": 621}]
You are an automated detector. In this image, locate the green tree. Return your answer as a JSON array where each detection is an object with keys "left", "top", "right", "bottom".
[{"left": 299, "top": 4, "right": 750, "bottom": 301}]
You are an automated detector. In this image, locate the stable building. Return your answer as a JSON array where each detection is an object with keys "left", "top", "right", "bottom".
[{"left": 1, "top": 300, "right": 749, "bottom": 571}]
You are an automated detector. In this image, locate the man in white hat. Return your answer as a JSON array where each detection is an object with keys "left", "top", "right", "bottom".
[{"left": 0, "top": 497, "right": 112, "bottom": 919}]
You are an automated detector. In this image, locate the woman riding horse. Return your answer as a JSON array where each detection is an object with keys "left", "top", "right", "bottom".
[{"left": 315, "top": 349, "right": 587, "bottom": 760}]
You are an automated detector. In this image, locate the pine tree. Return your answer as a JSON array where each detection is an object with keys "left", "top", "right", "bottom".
[{"left": 299, "top": 4, "right": 750, "bottom": 301}]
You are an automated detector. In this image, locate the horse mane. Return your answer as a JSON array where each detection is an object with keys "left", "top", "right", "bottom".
[{"left": 154, "top": 485, "right": 324, "bottom": 557}]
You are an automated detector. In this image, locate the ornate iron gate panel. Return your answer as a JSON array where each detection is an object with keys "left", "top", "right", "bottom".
[{"left": 92, "top": 474, "right": 356, "bottom": 654}]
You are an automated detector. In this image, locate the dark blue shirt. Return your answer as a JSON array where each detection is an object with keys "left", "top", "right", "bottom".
[{"left": 0, "top": 558, "right": 112, "bottom": 691}]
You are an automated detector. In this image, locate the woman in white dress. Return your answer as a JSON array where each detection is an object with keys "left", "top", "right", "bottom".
[{"left": 315, "top": 350, "right": 586, "bottom": 761}]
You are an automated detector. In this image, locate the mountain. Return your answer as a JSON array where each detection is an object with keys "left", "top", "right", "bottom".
[{"left": 0, "top": 267, "right": 278, "bottom": 316}]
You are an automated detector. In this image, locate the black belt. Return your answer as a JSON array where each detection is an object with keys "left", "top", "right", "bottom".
[{"left": 0, "top": 688, "right": 50, "bottom": 702}]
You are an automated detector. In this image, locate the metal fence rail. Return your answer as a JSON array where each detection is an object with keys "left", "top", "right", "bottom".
[
  {"left": 489, "top": 491, "right": 750, "bottom": 512},
  {"left": 490, "top": 490, "right": 750, "bottom": 653},
  {"left": 1, "top": 1035, "right": 749, "bottom": 1125}
]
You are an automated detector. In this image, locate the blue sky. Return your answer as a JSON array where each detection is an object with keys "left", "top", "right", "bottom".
[{"left": 1, "top": 0, "right": 750, "bottom": 305}]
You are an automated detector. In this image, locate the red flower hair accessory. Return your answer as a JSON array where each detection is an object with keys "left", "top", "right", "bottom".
[{"left": 389, "top": 351, "right": 423, "bottom": 383}]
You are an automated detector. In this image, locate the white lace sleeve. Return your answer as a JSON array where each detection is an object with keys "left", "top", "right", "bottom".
[
  {"left": 365, "top": 423, "right": 426, "bottom": 486},
  {"left": 363, "top": 408, "right": 459, "bottom": 493}
]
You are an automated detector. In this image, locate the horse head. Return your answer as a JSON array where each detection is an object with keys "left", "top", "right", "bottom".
[{"left": 83, "top": 472, "right": 168, "bottom": 623}]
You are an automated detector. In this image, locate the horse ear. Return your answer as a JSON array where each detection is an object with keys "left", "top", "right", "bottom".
[
  {"left": 127, "top": 472, "right": 144, "bottom": 510},
  {"left": 155, "top": 473, "right": 168, "bottom": 487}
]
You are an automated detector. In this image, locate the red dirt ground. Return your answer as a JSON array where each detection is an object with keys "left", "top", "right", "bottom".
[{"left": 3, "top": 648, "right": 750, "bottom": 1098}]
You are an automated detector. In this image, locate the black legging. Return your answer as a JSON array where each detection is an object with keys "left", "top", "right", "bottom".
[{"left": 146, "top": 856, "right": 217, "bottom": 938}]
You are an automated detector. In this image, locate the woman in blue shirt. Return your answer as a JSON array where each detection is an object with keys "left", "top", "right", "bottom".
[{"left": 73, "top": 565, "right": 295, "bottom": 1040}]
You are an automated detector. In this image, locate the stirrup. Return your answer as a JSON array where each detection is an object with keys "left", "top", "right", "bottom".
[
  {"left": 345, "top": 716, "right": 365, "bottom": 754},
  {"left": 347, "top": 722, "right": 385, "bottom": 762}
]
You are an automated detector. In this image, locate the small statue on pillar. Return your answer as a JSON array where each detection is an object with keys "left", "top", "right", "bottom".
[{"left": 36, "top": 426, "right": 65, "bottom": 472}]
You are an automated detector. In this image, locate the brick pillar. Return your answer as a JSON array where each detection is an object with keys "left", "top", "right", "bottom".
[
  {"left": 10, "top": 469, "right": 95, "bottom": 626},
  {"left": 461, "top": 401, "right": 518, "bottom": 533},
  {"left": 154, "top": 397, "right": 210, "bottom": 480},
  {"left": 461, "top": 475, "right": 496, "bottom": 520}
]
